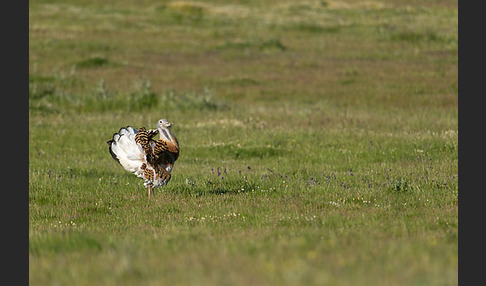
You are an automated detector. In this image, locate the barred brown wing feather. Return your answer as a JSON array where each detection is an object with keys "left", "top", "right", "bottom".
[{"left": 153, "top": 140, "right": 169, "bottom": 157}]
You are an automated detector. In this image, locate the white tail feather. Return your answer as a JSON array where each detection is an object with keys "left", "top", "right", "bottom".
[{"left": 108, "top": 127, "right": 146, "bottom": 178}]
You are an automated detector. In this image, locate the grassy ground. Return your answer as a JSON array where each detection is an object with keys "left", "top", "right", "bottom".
[{"left": 29, "top": 0, "right": 458, "bottom": 285}]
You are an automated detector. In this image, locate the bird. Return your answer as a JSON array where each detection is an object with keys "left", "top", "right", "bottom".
[{"left": 107, "top": 119, "right": 179, "bottom": 198}]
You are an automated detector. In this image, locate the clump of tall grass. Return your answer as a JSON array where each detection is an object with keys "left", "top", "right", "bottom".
[
  {"left": 159, "top": 87, "right": 221, "bottom": 111},
  {"left": 156, "top": 1, "right": 207, "bottom": 23},
  {"left": 29, "top": 76, "right": 225, "bottom": 114},
  {"left": 76, "top": 56, "right": 109, "bottom": 68},
  {"left": 388, "top": 177, "right": 414, "bottom": 193},
  {"left": 29, "top": 73, "right": 78, "bottom": 114},
  {"left": 128, "top": 78, "right": 158, "bottom": 111}
]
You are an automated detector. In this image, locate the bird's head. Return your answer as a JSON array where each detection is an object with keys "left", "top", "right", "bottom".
[{"left": 157, "top": 118, "right": 172, "bottom": 129}]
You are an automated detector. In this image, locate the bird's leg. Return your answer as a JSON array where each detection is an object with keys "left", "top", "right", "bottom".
[
  {"left": 147, "top": 184, "right": 154, "bottom": 199},
  {"left": 141, "top": 163, "right": 155, "bottom": 199}
]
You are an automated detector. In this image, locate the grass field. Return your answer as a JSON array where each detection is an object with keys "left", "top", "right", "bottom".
[{"left": 29, "top": 0, "right": 458, "bottom": 285}]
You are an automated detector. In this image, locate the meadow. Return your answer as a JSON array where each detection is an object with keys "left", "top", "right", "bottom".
[{"left": 29, "top": 0, "right": 458, "bottom": 285}]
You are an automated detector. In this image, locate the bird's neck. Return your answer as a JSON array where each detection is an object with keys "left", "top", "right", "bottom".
[{"left": 158, "top": 127, "right": 179, "bottom": 148}]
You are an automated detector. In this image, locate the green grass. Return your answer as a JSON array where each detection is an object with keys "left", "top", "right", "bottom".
[{"left": 29, "top": 0, "right": 457, "bottom": 285}]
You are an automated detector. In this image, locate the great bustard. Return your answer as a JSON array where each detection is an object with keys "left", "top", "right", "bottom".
[{"left": 107, "top": 119, "right": 179, "bottom": 198}]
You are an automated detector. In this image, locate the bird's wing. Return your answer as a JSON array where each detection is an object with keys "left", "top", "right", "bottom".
[
  {"left": 107, "top": 126, "right": 147, "bottom": 178},
  {"left": 151, "top": 138, "right": 179, "bottom": 174},
  {"left": 153, "top": 139, "right": 179, "bottom": 158}
]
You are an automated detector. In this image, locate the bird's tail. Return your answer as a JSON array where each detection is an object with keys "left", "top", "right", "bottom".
[{"left": 107, "top": 126, "right": 146, "bottom": 177}]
